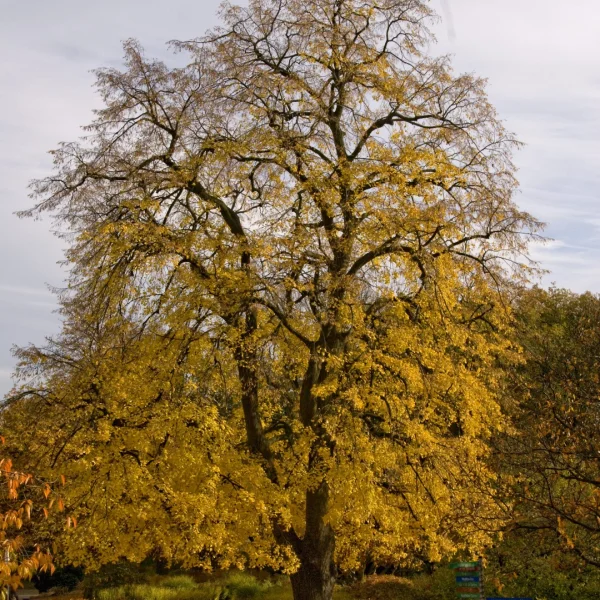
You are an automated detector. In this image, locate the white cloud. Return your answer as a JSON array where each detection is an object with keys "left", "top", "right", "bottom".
[
  {"left": 430, "top": 0, "right": 600, "bottom": 294},
  {"left": 0, "top": 285, "right": 55, "bottom": 298},
  {"left": 0, "top": 368, "right": 14, "bottom": 393}
]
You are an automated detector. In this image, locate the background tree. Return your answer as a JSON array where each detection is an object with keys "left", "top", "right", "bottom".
[
  {"left": 495, "top": 288, "right": 600, "bottom": 569},
  {"left": 6, "top": 1, "right": 540, "bottom": 599},
  {"left": 484, "top": 530, "right": 600, "bottom": 600},
  {"left": 0, "top": 447, "right": 55, "bottom": 598}
]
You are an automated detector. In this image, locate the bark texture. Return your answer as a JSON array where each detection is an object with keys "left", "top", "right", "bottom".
[{"left": 291, "top": 485, "right": 337, "bottom": 600}]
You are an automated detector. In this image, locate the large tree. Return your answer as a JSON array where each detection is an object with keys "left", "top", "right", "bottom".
[{"left": 6, "top": 1, "right": 539, "bottom": 599}]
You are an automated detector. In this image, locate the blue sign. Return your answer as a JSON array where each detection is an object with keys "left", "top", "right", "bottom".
[{"left": 457, "top": 576, "right": 480, "bottom": 583}]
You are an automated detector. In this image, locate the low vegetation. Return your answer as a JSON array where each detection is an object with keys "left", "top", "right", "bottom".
[
  {"left": 51, "top": 571, "right": 460, "bottom": 600},
  {"left": 38, "top": 565, "right": 600, "bottom": 600},
  {"left": 92, "top": 573, "right": 277, "bottom": 600}
]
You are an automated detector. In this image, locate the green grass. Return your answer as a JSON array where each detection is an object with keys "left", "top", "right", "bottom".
[
  {"left": 96, "top": 584, "right": 216, "bottom": 600},
  {"left": 223, "top": 572, "right": 272, "bottom": 599},
  {"left": 97, "top": 585, "right": 174, "bottom": 600},
  {"left": 160, "top": 576, "right": 200, "bottom": 590},
  {"left": 92, "top": 571, "right": 457, "bottom": 600},
  {"left": 95, "top": 572, "right": 279, "bottom": 600},
  {"left": 259, "top": 582, "right": 293, "bottom": 600}
]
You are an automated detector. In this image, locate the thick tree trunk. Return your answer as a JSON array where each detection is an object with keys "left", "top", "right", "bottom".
[
  {"left": 290, "top": 557, "right": 335, "bottom": 600},
  {"left": 290, "top": 484, "right": 336, "bottom": 600}
]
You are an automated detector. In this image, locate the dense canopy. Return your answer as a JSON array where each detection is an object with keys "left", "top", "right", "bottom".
[
  {"left": 498, "top": 289, "right": 600, "bottom": 568},
  {"left": 5, "top": 1, "right": 540, "bottom": 599}
]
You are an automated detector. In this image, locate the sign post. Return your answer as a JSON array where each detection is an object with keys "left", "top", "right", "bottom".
[
  {"left": 449, "top": 559, "right": 532, "bottom": 600},
  {"left": 449, "top": 559, "right": 484, "bottom": 600}
]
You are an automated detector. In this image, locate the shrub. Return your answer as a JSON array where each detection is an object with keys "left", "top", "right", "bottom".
[
  {"left": 349, "top": 573, "right": 455, "bottom": 600},
  {"left": 176, "top": 589, "right": 227, "bottom": 600},
  {"left": 33, "top": 565, "right": 85, "bottom": 593},
  {"left": 97, "top": 584, "right": 181, "bottom": 600},
  {"left": 160, "top": 576, "right": 199, "bottom": 590},
  {"left": 84, "top": 562, "right": 151, "bottom": 598},
  {"left": 90, "top": 570, "right": 273, "bottom": 600},
  {"left": 131, "top": 584, "right": 180, "bottom": 600},
  {"left": 410, "top": 569, "right": 455, "bottom": 600},
  {"left": 96, "top": 587, "right": 127, "bottom": 600},
  {"left": 224, "top": 572, "right": 271, "bottom": 600}
]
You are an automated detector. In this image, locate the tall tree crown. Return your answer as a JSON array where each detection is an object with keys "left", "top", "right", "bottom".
[{"left": 10, "top": 0, "right": 540, "bottom": 581}]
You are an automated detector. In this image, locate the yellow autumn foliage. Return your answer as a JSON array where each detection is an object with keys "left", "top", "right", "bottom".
[{"left": 5, "top": 1, "right": 541, "bottom": 599}]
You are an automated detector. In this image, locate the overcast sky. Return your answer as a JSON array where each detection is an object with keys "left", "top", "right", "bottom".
[{"left": 1, "top": 0, "right": 599, "bottom": 396}]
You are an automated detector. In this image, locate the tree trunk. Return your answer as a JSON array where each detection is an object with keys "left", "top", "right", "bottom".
[{"left": 290, "top": 484, "right": 336, "bottom": 600}]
